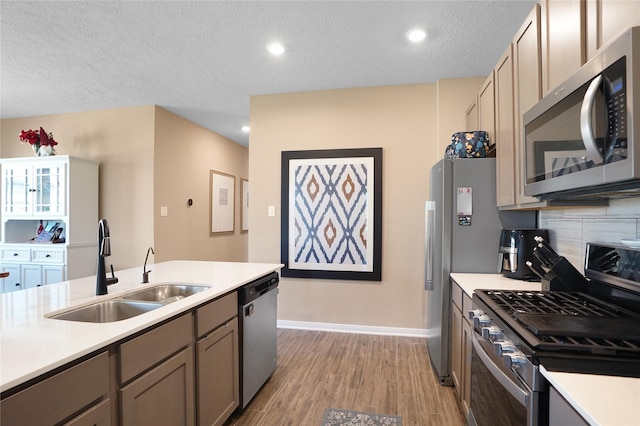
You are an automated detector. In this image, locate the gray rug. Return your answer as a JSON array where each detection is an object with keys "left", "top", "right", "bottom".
[{"left": 322, "top": 408, "right": 402, "bottom": 426}]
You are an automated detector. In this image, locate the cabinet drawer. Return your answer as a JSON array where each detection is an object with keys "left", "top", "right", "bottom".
[
  {"left": 451, "top": 280, "right": 463, "bottom": 310},
  {"left": 196, "top": 291, "right": 238, "bottom": 338},
  {"left": 32, "top": 247, "right": 66, "bottom": 264},
  {"left": 462, "top": 292, "right": 472, "bottom": 324},
  {"left": 1, "top": 247, "right": 30, "bottom": 262},
  {"left": 0, "top": 352, "right": 109, "bottom": 425},
  {"left": 119, "top": 313, "right": 193, "bottom": 384}
]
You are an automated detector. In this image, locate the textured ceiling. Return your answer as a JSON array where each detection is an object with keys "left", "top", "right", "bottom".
[{"left": 1, "top": 0, "right": 537, "bottom": 147}]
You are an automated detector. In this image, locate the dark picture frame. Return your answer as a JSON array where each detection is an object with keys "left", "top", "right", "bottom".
[{"left": 281, "top": 148, "right": 382, "bottom": 281}]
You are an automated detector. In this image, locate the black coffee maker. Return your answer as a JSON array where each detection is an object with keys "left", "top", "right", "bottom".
[{"left": 499, "top": 229, "right": 549, "bottom": 280}]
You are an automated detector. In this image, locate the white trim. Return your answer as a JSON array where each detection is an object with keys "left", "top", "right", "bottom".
[{"left": 277, "top": 320, "right": 428, "bottom": 338}]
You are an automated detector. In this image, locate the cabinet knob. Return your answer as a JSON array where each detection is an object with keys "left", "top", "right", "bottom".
[
  {"left": 45, "top": 254, "right": 51, "bottom": 258},
  {"left": 13, "top": 253, "right": 18, "bottom": 256}
]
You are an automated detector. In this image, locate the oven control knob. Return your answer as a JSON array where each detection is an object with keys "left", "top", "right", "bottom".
[
  {"left": 468, "top": 309, "right": 483, "bottom": 321},
  {"left": 473, "top": 314, "right": 491, "bottom": 329},
  {"left": 493, "top": 341, "right": 516, "bottom": 356},
  {"left": 482, "top": 326, "right": 502, "bottom": 341},
  {"left": 502, "top": 352, "right": 527, "bottom": 369}
]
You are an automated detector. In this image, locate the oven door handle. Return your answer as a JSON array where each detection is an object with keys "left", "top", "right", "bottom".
[{"left": 472, "top": 333, "right": 529, "bottom": 406}]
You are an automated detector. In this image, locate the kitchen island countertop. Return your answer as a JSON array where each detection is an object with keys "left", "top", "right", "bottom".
[
  {"left": 0, "top": 260, "right": 282, "bottom": 393},
  {"left": 450, "top": 272, "right": 640, "bottom": 426}
]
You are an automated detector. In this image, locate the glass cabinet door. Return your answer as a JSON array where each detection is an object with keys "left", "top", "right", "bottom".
[
  {"left": 2, "top": 165, "right": 30, "bottom": 215},
  {"left": 33, "top": 164, "right": 66, "bottom": 216}
]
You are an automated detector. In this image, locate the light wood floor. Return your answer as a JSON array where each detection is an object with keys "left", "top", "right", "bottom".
[{"left": 225, "top": 328, "right": 465, "bottom": 426}]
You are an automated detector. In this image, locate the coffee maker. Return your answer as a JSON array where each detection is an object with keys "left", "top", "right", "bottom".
[{"left": 499, "top": 229, "right": 549, "bottom": 280}]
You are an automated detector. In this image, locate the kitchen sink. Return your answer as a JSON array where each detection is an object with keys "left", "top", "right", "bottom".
[
  {"left": 47, "top": 300, "right": 163, "bottom": 323},
  {"left": 47, "top": 284, "right": 210, "bottom": 323},
  {"left": 120, "top": 284, "right": 210, "bottom": 303}
]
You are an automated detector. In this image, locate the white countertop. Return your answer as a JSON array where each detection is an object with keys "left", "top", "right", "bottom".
[
  {"left": 450, "top": 272, "right": 542, "bottom": 296},
  {"left": 450, "top": 273, "right": 640, "bottom": 426},
  {"left": 0, "top": 260, "right": 282, "bottom": 393},
  {"left": 542, "top": 366, "right": 640, "bottom": 426}
]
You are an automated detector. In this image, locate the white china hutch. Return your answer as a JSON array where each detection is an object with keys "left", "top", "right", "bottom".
[{"left": 0, "top": 156, "right": 98, "bottom": 293}]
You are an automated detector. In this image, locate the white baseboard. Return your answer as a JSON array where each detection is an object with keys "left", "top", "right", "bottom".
[{"left": 277, "top": 320, "right": 428, "bottom": 338}]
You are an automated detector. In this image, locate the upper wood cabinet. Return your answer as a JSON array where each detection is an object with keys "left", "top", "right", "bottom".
[
  {"left": 465, "top": 99, "right": 478, "bottom": 131},
  {"left": 541, "top": 0, "right": 586, "bottom": 96},
  {"left": 513, "top": 4, "right": 543, "bottom": 206},
  {"left": 478, "top": 72, "right": 496, "bottom": 149},
  {"left": 586, "top": 0, "right": 640, "bottom": 60},
  {"left": 495, "top": 45, "right": 517, "bottom": 207}
]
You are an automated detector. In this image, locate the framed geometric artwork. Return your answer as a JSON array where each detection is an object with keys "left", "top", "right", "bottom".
[
  {"left": 280, "top": 148, "right": 382, "bottom": 281},
  {"left": 210, "top": 170, "right": 235, "bottom": 235}
]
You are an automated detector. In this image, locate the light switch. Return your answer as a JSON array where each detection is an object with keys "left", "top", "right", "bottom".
[
  {"left": 160, "top": 206, "right": 168, "bottom": 217},
  {"left": 268, "top": 206, "right": 276, "bottom": 217}
]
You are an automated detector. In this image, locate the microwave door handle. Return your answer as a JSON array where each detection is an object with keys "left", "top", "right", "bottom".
[
  {"left": 424, "top": 201, "right": 435, "bottom": 291},
  {"left": 580, "top": 75, "right": 605, "bottom": 164}
]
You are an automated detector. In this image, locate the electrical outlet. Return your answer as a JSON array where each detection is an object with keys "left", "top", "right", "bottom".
[
  {"left": 160, "top": 206, "right": 168, "bottom": 217},
  {"left": 268, "top": 206, "right": 276, "bottom": 217}
]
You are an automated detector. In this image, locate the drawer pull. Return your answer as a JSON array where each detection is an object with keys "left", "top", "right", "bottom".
[
  {"left": 46, "top": 254, "right": 51, "bottom": 258},
  {"left": 13, "top": 253, "right": 18, "bottom": 256}
]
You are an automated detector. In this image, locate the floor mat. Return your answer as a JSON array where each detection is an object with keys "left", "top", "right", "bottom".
[{"left": 321, "top": 408, "right": 402, "bottom": 426}]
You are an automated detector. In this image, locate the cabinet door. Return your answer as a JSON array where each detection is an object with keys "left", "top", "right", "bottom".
[
  {"left": 450, "top": 302, "right": 463, "bottom": 397},
  {"left": 495, "top": 45, "right": 517, "bottom": 207},
  {"left": 196, "top": 317, "right": 239, "bottom": 426},
  {"left": 462, "top": 314, "right": 473, "bottom": 415},
  {"left": 2, "top": 164, "right": 30, "bottom": 215},
  {"left": 586, "top": 0, "right": 640, "bottom": 60},
  {"left": 478, "top": 72, "right": 495, "bottom": 149},
  {"left": 1, "top": 264, "right": 22, "bottom": 293},
  {"left": 541, "top": 0, "right": 585, "bottom": 95},
  {"left": 120, "top": 347, "right": 195, "bottom": 426},
  {"left": 513, "top": 4, "right": 543, "bottom": 205},
  {"left": 22, "top": 264, "right": 43, "bottom": 288},
  {"left": 43, "top": 265, "right": 65, "bottom": 285},
  {"left": 465, "top": 98, "right": 478, "bottom": 130},
  {"left": 63, "top": 399, "right": 111, "bottom": 426},
  {"left": 33, "top": 162, "right": 66, "bottom": 216}
]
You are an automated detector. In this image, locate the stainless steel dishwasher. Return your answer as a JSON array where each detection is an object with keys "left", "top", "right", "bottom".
[{"left": 237, "top": 272, "right": 279, "bottom": 408}]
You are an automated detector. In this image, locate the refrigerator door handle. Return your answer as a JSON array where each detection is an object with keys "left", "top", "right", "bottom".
[{"left": 425, "top": 201, "right": 436, "bottom": 290}]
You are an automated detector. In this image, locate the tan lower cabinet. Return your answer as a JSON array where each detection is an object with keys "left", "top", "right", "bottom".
[
  {"left": 1, "top": 291, "right": 243, "bottom": 426},
  {"left": 195, "top": 292, "right": 239, "bottom": 426},
  {"left": 450, "top": 280, "right": 473, "bottom": 418},
  {"left": 63, "top": 399, "right": 111, "bottom": 426},
  {"left": 120, "top": 347, "right": 195, "bottom": 426},
  {"left": 196, "top": 317, "right": 239, "bottom": 426},
  {"left": 0, "top": 351, "right": 110, "bottom": 425}
]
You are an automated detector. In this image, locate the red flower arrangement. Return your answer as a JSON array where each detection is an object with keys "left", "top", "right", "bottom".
[{"left": 19, "top": 127, "right": 58, "bottom": 156}]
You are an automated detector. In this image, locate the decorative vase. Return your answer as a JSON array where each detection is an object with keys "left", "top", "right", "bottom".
[{"left": 37, "top": 145, "right": 55, "bottom": 157}]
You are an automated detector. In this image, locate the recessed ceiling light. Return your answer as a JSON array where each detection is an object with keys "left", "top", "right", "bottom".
[
  {"left": 242, "top": 125, "right": 251, "bottom": 133},
  {"left": 267, "top": 42, "right": 285, "bottom": 55},
  {"left": 407, "top": 29, "right": 426, "bottom": 43}
]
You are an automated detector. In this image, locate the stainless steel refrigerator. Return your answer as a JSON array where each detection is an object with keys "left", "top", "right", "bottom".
[{"left": 424, "top": 158, "right": 535, "bottom": 385}]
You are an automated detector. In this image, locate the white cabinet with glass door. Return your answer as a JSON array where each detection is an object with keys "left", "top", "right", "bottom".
[
  {"left": 2, "top": 160, "right": 66, "bottom": 217},
  {"left": 0, "top": 156, "right": 98, "bottom": 293}
]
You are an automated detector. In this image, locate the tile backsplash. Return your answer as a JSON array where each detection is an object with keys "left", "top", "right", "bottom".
[{"left": 539, "top": 198, "right": 640, "bottom": 270}]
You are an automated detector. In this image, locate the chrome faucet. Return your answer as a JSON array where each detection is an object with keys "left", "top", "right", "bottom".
[
  {"left": 142, "top": 246, "right": 155, "bottom": 283},
  {"left": 96, "top": 218, "right": 118, "bottom": 295}
]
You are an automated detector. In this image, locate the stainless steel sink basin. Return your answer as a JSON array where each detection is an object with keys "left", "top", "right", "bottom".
[
  {"left": 120, "top": 284, "right": 210, "bottom": 303},
  {"left": 47, "top": 300, "right": 163, "bottom": 323}
]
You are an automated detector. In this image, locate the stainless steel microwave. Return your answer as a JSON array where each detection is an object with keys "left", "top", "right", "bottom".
[{"left": 523, "top": 26, "right": 640, "bottom": 200}]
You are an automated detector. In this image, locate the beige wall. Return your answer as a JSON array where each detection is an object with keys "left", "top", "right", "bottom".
[
  {"left": 1, "top": 105, "right": 248, "bottom": 272},
  {"left": 154, "top": 107, "right": 248, "bottom": 262},
  {"left": 249, "top": 81, "right": 481, "bottom": 330}
]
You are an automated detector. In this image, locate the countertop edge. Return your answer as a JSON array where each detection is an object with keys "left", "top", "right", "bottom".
[{"left": 1, "top": 261, "right": 283, "bottom": 393}]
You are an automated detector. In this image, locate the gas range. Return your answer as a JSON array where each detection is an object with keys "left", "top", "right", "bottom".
[
  {"left": 473, "top": 288, "right": 640, "bottom": 378},
  {"left": 468, "top": 242, "right": 640, "bottom": 426}
]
